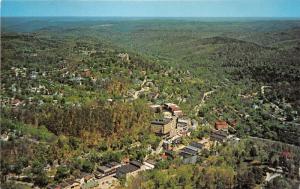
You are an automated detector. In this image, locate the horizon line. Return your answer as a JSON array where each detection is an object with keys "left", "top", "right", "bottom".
[{"left": 2, "top": 16, "right": 300, "bottom": 19}]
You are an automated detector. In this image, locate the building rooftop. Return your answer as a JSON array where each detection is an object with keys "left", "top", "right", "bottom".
[
  {"left": 186, "top": 145, "right": 201, "bottom": 152},
  {"left": 151, "top": 118, "right": 172, "bottom": 125},
  {"left": 210, "top": 130, "right": 229, "bottom": 141},
  {"left": 105, "top": 161, "right": 121, "bottom": 168},
  {"left": 180, "top": 147, "right": 198, "bottom": 156},
  {"left": 117, "top": 164, "right": 139, "bottom": 174},
  {"left": 189, "top": 142, "right": 203, "bottom": 149},
  {"left": 98, "top": 166, "right": 109, "bottom": 172},
  {"left": 130, "top": 160, "right": 143, "bottom": 168}
]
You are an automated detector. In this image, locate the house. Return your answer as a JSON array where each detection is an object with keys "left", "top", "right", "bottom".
[
  {"left": 97, "top": 162, "right": 121, "bottom": 177},
  {"left": 210, "top": 130, "right": 229, "bottom": 143},
  {"left": 179, "top": 142, "right": 203, "bottom": 160},
  {"left": 180, "top": 147, "right": 198, "bottom": 158},
  {"left": 115, "top": 161, "right": 142, "bottom": 179},
  {"left": 215, "top": 120, "right": 228, "bottom": 130},
  {"left": 144, "top": 160, "right": 156, "bottom": 170},
  {"left": 189, "top": 142, "right": 203, "bottom": 149},
  {"left": 164, "top": 103, "right": 180, "bottom": 112},
  {"left": 163, "top": 103, "right": 183, "bottom": 117},
  {"left": 177, "top": 118, "right": 191, "bottom": 131},
  {"left": 173, "top": 110, "right": 183, "bottom": 117},
  {"left": 151, "top": 118, "right": 176, "bottom": 137}
]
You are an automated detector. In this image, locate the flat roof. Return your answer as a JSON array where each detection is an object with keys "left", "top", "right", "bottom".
[
  {"left": 98, "top": 166, "right": 109, "bottom": 172},
  {"left": 130, "top": 160, "right": 143, "bottom": 168},
  {"left": 186, "top": 145, "right": 200, "bottom": 152},
  {"left": 151, "top": 118, "right": 172, "bottom": 125},
  {"left": 106, "top": 162, "right": 121, "bottom": 168},
  {"left": 180, "top": 147, "right": 198, "bottom": 156},
  {"left": 117, "top": 164, "right": 139, "bottom": 174},
  {"left": 190, "top": 142, "right": 203, "bottom": 149}
]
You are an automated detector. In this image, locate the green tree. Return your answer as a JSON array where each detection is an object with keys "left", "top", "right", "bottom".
[{"left": 55, "top": 166, "right": 70, "bottom": 181}]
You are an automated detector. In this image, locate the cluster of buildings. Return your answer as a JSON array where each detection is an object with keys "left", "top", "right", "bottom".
[
  {"left": 150, "top": 103, "right": 197, "bottom": 139},
  {"left": 149, "top": 103, "right": 240, "bottom": 166},
  {"left": 179, "top": 142, "right": 204, "bottom": 164},
  {"left": 210, "top": 120, "right": 239, "bottom": 143},
  {"left": 47, "top": 160, "right": 156, "bottom": 189},
  {"left": 47, "top": 172, "right": 97, "bottom": 189}
]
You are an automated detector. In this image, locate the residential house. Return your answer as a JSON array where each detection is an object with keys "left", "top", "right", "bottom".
[
  {"left": 210, "top": 130, "right": 229, "bottom": 143},
  {"left": 189, "top": 142, "right": 204, "bottom": 149},
  {"left": 177, "top": 118, "right": 191, "bottom": 133},
  {"left": 179, "top": 141, "right": 203, "bottom": 164},
  {"left": 164, "top": 103, "right": 180, "bottom": 112},
  {"left": 215, "top": 120, "right": 228, "bottom": 130},
  {"left": 163, "top": 103, "right": 183, "bottom": 117}
]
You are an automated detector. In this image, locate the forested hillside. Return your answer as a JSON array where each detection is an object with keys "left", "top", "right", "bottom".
[{"left": 1, "top": 18, "right": 299, "bottom": 189}]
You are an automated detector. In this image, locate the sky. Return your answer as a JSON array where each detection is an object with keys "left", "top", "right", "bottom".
[{"left": 1, "top": 0, "right": 300, "bottom": 17}]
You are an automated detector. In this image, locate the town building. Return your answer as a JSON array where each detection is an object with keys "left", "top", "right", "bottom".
[
  {"left": 115, "top": 161, "right": 142, "bottom": 179},
  {"left": 151, "top": 118, "right": 176, "bottom": 137},
  {"left": 97, "top": 162, "right": 121, "bottom": 177}
]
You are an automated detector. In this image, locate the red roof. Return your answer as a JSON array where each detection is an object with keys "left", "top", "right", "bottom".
[{"left": 215, "top": 120, "right": 228, "bottom": 130}]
